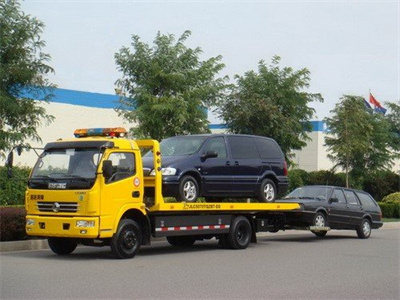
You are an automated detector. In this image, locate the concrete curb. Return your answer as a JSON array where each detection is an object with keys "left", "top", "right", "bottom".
[{"left": 1, "top": 222, "right": 399, "bottom": 253}]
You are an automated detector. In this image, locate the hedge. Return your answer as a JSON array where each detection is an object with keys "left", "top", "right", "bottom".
[
  {"left": 381, "top": 192, "right": 400, "bottom": 204},
  {"left": 378, "top": 202, "right": 400, "bottom": 219},
  {"left": 0, "top": 207, "right": 28, "bottom": 241},
  {"left": 0, "top": 166, "right": 30, "bottom": 206}
]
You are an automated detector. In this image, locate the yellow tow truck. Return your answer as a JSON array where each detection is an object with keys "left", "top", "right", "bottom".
[{"left": 20, "top": 128, "right": 300, "bottom": 259}]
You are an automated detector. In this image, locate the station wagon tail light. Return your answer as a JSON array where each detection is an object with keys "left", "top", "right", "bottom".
[{"left": 74, "top": 127, "right": 127, "bottom": 138}]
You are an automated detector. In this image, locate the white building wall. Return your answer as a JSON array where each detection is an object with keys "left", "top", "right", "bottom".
[{"left": 8, "top": 101, "right": 129, "bottom": 167}]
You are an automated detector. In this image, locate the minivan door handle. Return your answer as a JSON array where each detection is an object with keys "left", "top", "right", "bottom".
[
  {"left": 234, "top": 161, "right": 239, "bottom": 166},
  {"left": 226, "top": 161, "right": 231, "bottom": 166}
]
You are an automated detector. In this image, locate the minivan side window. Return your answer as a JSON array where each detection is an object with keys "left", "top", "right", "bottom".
[
  {"left": 203, "top": 137, "right": 227, "bottom": 158},
  {"left": 255, "top": 137, "right": 282, "bottom": 159},
  {"left": 227, "top": 136, "right": 259, "bottom": 159}
]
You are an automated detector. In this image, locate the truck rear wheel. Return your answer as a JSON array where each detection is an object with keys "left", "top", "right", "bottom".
[
  {"left": 166, "top": 236, "right": 196, "bottom": 247},
  {"left": 227, "top": 216, "right": 252, "bottom": 249},
  {"left": 111, "top": 219, "right": 142, "bottom": 259},
  {"left": 48, "top": 238, "right": 77, "bottom": 255}
]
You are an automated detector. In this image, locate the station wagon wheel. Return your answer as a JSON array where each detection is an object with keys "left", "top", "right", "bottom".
[
  {"left": 311, "top": 212, "right": 328, "bottom": 237},
  {"left": 258, "top": 179, "right": 277, "bottom": 202},
  {"left": 356, "top": 218, "right": 371, "bottom": 239},
  {"left": 177, "top": 175, "right": 199, "bottom": 202}
]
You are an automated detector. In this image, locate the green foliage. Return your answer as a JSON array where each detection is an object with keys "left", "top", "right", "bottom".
[
  {"left": 325, "top": 95, "right": 395, "bottom": 187},
  {"left": 362, "top": 170, "right": 399, "bottom": 202},
  {"left": 0, "top": 0, "right": 55, "bottom": 157},
  {"left": 385, "top": 101, "right": 400, "bottom": 152},
  {"left": 288, "top": 169, "right": 310, "bottom": 192},
  {"left": 0, "top": 206, "right": 27, "bottom": 241},
  {"left": 381, "top": 192, "right": 400, "bottom": 204},
  {"left": 0, "top": 166, "right": 30, "bottom": 206},
  {"left": 218, "top": 56, "right": 323, "bottom": 164},
  {"left": 307, "top": 170, "right": 347, "bottom": 187},
  {"left": 115, "top": 30, "right": 229, "bottom": 140},
  {"left": 378, "top": 202, "right": 400, "bottom": 219}
]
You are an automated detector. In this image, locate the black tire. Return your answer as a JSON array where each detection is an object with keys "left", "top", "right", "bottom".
[
  {"left": 111, "top": 219, "right": 142, "bottom": 259},
  {"left": 166, "top": 236, "right": 196, "bottom": 247},
  {"left": 311, "top": 212, "right": 328, "bottom": 237},
  {"left": 48, "top": 238, "right": 77, "bottom": 255},
  {"left": 356, "top": 218, "right": 372, "bottom": 239},
  {"left": 177, "top": 175, "right": 199, "bottom": 202},
  {"left": 227, "top": 216, "right": 252, "bottom": 249},
  {"left": 258, "top": 179, "right": 277, "bottom": 202}
]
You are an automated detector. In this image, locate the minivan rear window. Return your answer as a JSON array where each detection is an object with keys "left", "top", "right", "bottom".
[
  {"left": 227, "top": 136, "right": 259, "bottom": 159},
  {"left": 255, "top": 138, "right": 282, "bottom": 159}
]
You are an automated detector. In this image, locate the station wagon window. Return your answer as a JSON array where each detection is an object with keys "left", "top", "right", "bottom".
[
  {"left": 356, "top": 192, "right": 378, "bottom": 208},
  {"left": 344, "top": 190, "right": 359, "bottom": 205},
  {"left": 227, "top": 136, "right": 259, "bottom": 159},
  {"left": 203, "top": 137, "right": 227, "bottom": 158},
  {"left": 106, "top": 152, "right": 136, "bottom": 183},
  {"left": 255, "top": 138, "right": 282, "bottom": 159},
  {"left": 332, "top": 189, "right": 347, "bottom": 204}
]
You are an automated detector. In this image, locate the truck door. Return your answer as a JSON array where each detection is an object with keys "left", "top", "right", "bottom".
[{"left": 100, "top": 152, "right": 141, "bottom": 233}]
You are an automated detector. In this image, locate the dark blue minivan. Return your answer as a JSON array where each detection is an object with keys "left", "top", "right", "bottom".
[{"left": 143, "top": 134, "right": 288, "bottom": 202}]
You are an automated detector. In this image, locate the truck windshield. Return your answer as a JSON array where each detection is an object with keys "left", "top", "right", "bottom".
[{"left": 29, "top": 149, "right": 102, "bottom": 189}]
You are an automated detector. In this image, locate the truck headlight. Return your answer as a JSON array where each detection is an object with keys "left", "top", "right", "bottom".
[
  {"left": 76, "top": 220, "right": 95, "bottom": 228},
  {"left": 149, "top": 167, "right": 177, "bottom": 176},
  {"left": 26, "top": 219, "right": 35, "bottom": 226}
]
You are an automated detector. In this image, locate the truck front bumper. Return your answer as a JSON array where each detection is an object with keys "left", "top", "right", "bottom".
[{"left": 26, "top": 215, "right": 99, "bottom": 239}]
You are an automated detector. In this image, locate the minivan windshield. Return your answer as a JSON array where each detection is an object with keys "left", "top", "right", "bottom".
[{"left": 146, "top": 136, "right": 208, "bottom": 157}]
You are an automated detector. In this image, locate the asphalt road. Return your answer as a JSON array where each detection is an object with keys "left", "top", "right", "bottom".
[{"left": 1, "top": 228, "right": 399, "bottom": 300}]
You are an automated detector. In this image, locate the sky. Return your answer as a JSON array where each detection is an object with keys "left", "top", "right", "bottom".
[{"left": 22, "top": 0, "right": 399, "bottom": 120}]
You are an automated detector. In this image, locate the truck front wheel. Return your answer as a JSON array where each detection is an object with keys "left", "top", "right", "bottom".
[
  {"left": 111, "top": 219, "right": 142, "bottom": 259},
  {"left": 48, "top": 238, "right": 77, "bottom": 255}
]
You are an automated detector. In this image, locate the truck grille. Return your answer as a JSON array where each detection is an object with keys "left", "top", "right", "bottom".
[{"left": 36, "top": 202, "right": 79, "bottom": 213}]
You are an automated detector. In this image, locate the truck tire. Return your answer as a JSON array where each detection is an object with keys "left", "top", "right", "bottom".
[
  {"left": 177, "top": 175, "right": 199, "bottom": 202},
  {"left": 111, "top": 219, "right": 142, "bottom": 259},
  {"left": 258, "top": 179, "right": 277, "bottom": 202},
  {"left": 48, "top": 238, "right": 77, "bottom": 255},
  {"left": 227, "top": 216, "right": 252, "bottom": 249},
  {"left": 166, "top": 236, "right": 196, "bottom": 247}
]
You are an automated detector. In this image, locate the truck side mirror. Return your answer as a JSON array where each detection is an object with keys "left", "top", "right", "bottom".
[{"left": 102, "top": 160, "right": 113, "bottom": 181}]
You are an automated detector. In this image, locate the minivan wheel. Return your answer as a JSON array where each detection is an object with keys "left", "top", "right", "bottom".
[
  {"left": 258, "top": 179, "right": 277, "bottom": 202},
  {"left": 177, "top": 175, "right": 199, "bottom": 202}
]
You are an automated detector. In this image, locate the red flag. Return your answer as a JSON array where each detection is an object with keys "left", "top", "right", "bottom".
[{"left": 369, "top": 93, "right": 382, "bottom": 108}]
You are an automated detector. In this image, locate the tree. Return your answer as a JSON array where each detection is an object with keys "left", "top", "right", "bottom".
[
  {"left": 0, "top": 0, "right": 54, "bottom": 158},
  {"left": 114, "top": 30, "right": 228, "bottom": 140},
  {"left": 324, "top": 95, "right": 394, "bottom": 187},
  {"left": 217, "top": 56, "right": 323, "bottom": 163},
  {"left": 385, "top": 100, "right": 400, "bottom": 152}
]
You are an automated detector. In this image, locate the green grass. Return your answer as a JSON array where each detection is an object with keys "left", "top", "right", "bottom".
[{"left": 383, "top": 218, "right": 400, "bottom": 222}]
